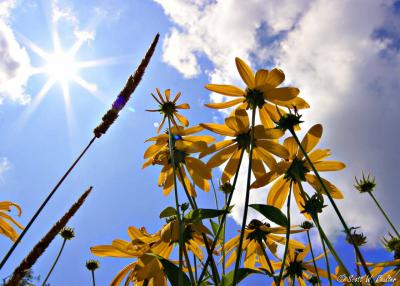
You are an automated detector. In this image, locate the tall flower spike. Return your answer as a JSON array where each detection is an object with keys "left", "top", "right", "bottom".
[
  {"left": 4, "top": 187, "right": 93, "bottom": 286},
  {"left": 147, "top": 88, "right": 190, "bottom": 133},
  {"left": 94, "top": 33, "right": 159, "bottom": 138}
]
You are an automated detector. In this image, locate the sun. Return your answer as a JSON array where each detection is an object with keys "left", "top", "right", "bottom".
[{"left": 45, "top": 51, "right": 78, "bottom": 84}]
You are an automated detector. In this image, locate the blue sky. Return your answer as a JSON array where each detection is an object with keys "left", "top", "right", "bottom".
[{"left": 0, "top": 0, "right": 399, "bottom": 285}]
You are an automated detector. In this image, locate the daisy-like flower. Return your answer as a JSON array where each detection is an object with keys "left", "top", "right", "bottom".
[
  {"left": 251, "top": 124, "right": 345, "bottom": 218},
  {"left": 200, "top": 108, "right": 289, "bottom": 183},
  {"left": 147, "top": 88, "right": 190, "bottom": 133},
  {"left": 205, "top": 57, "right": 309, "bottom": 128},
  {"left": 0, "top": 201, "right": 24, "bottom": 241},
  {"left": 143, "top": 125, "right": 213, "bottom": 195},
  {"left": 222, "top": 219, "right": 305, "bottom": 271},
  {"left": 275, "top": 246, "right": 336, "bottom": 286},
  {"left": 91, "top": 226, "right": 167, "bottom": 286}
]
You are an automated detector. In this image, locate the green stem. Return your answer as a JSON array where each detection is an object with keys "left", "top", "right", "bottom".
[
  {"left": 276, "top": 182, "right": 292, "bottom": 285},
  {"left": 177, "top": 166, "right": 220, "bottom": 284},
  {"left": 259, "top": 238, "right": 275, "bottom": 278},
  {"left": 289, "top": 128, "right": 375, "bottom": 285},
  {"left": 211, "top": 179, "right": 220, "bottom": 210},
  {"left": 222, "top": 193, "right": 227, "bottom": 276},
  {"left": 355, "top": 248, "right": 360, "bottom": 277},
  {"left": 318, "top": 227, "right": 332, "bottom": 286},
  {"left": 314, "top": 216, "right": 359, "bottom": 286},
  {"left": 194, "top": 254, "right": 198, "bottom": 281},
  {"left": 183, "top": 245, "right": 196, "bottom": 286},
  {"left": 368, "top": 191, "right": 400, "bottom": 237},
  {"left": 167, "top": 117, "right": 183, "bottom": 286},
  {"left": 91, "top": 270, "right": 96, "bottom": 286},
  {"left": 196, "top": 149, "right": 245, "bottom": 284},
  {"left": 233, "top": 107, "right": 257, "bottom": 285},
  {"left": 306, "top": 231, "right": 321, "bottom": 286},
  {"left": 41, "top": 238, "right": 67, "bottom": 286}
]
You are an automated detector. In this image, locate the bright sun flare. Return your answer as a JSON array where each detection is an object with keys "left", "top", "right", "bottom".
[{"left": 45, "top": 51, "right": 78, "bottom": 83}]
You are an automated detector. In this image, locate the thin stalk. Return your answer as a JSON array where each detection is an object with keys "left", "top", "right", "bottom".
[
  {"left": 167, "top": 117, "right": 183, "bottom": 286},
  {"left": 222, "top": 193, "right": 227, "bottom": 276},
  {"left": 196, "top": 149, "right": 245, "bottom": 284},
  {"left": 289, "top": 128, "right": 375, "bottom": 285},
  {"left": 211, "top": 179, "right": 220, "bottom": 210},
  {"left": 193, "top": 254, "right": 198, "bottom": 281},
  {"left": 91, "top": 270, "right": 96, "bottom": 286},
  {"left": 306, "top": 231, "right": 321, "bottom": 286},
  {"left": 368, "top": 191, "right": 400, "bottom": 237},
  {"left": 183, "top": 246, "right": 196, "bottom": 286},
  {"left": 318, "top": 227, "right": 332, "bottom": 286},
  {"left": 355, "top": 248, "right": 360, "bottom": 276},
  {"left": 313, "top": 216, "right": 358, "bottom": 286},
  {"left": 177, "top": 166, "right": 220, "bottom": 284},
  {"left": 276, "top": 182, "right": 292, "bottom": 285},
  {"left": 0, "top": 137, "right": 96, "bottom": 270},
  {"left": 41, "top": 238, "right": 67, "bottom": 286},
  {"left": 258, "top": 239, "right": 275, "bottom": 278},
  {"left": 233, "top": 107, "right": 257, "bottom": 285}
]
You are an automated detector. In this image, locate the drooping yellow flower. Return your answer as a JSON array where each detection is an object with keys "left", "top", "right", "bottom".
[
  {"left": 274, "top": 245, "right": 336, "bottom": 286},
  {"left": 251, "top": 124, "right": 345, "bottom": 218},
  {"left": 200, "top": 108, "right": 289, "bottom": 183},
  {"left": 222, "top": 219, "right": 305, "bottom": 271},
  {"left": 91, "top": 226, "right": 168, "bottom": 286},
  {"left": 0, "top": 201, "right": 23, "bottom": 241},
  {"left": 147, "top": 88, "right": 190, "bottom": 133},
  {"left": 205, "top": 57, "right": 309, "bottom": 128},
  {"left": 143, "top": 125, "right": 213, "bottom": 195}
]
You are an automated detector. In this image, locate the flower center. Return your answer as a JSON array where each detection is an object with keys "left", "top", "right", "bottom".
[
  {"left": 235, "top": 132, "right": 252, "bottom": 150},
  {"left": 246, "top": 219, "right": 271, "bottom": 241},
  {"left": 245, "top": 88, "right": 265, "bottom": 109},
  {"left": 161, "top": 101, "right": 176, "bottom": 116},
  {"left": 285, "top": 253, "right": 305, "bottom": 278},
  {"left": 284, "top": 157, "right": 309, "bottom": 182}
]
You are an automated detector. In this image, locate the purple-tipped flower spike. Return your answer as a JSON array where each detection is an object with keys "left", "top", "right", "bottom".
[{"left": 94, "top": 33, "right": 160, "bottom": 138}]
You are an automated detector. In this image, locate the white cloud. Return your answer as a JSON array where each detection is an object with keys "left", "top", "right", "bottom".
[
  {"left": 0, "top": 157, "right": 11, "bottom": 182},
  {"left": 155, "top": 0, "right": 400, "bottom": 244},
  {"left": 0, "top": 0, "right": 31, "bottom": 105}
]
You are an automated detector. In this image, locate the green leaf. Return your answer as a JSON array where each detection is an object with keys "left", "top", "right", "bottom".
[
  {"left": 146, "top": 253, "right": 191, "bottom": 286},
  {"left": 249, "top": 204, "right": 288, "bottom": 227},
  {"left": 159, "top": 206, "right": 177, "bottom": 219},
  {"left": 186, "top": 208, "right": 228, "bottom": 221},
  {"left": 210, "top": 220, "right": 225, "bottom": 240},
  {"left": 220, "top": 268, "right": 263, "bottom": 286}
]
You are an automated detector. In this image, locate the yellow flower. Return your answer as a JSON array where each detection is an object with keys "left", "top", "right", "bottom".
[
  {"left": 0, "top": 201, "right": 23, "bottom": 241},
  {"left": 91, "top": 226, "right": 167, "bottom": 286},
  {"left": 143, "top": 125, "right": 213, "bottom": 195},
  {"left": 251, "top": 124, "right": 345, "bottom": 218},
  {"left": 275, "top": 245, "right": 336, "bottom": 286},
  {"left": 205, "top": 57, "right": 309, "bottom": 128},
  {"left": 223, "top": 219, "right": 305, "bottom": 271},
  {"left": 200, "top": 108, "right": 289, "bottom": 183},
  {"left": 147, "top": 88, "right": 190, "bottom": 133}
]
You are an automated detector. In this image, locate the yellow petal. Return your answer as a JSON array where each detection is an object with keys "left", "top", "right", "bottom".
[
  {"left": 207, "top": 144, "right": 238, "bottom": 168},
  {"left": 221, "top": 149, "right": 241, "bottom": 183},
  {"left": 235, "top": 57, "right": 255, "bottom": 88},
  {"left": 313, "top": 160, "right": 346, "bottom": 171},
  {"left": 185, "top": 157, "right": 212, "bottom": 179},
  {"left": 300, "top": 124, "right": 323, "bottom": 157},
  {"left": 200, "top": 123, "right": 236, "bottom": 137},
  {"left": 293, "top": 182, "right": 311, "bottom": 220},
  {"left": 165, "top": 89, "right": 171, "bottom": 100},
  {"left": 263, "top": 87, "right": 300, "bottom": 103},
  {"left": 283, "top": 137, "right": 298, "bottom": 159},
  {"left": 184, "top": 135, "right": 215, "bottom": 144},
  {"left": 250, "top": 171, "right": 278, "bottom": 189},
  {"left": 255, "top": 69, "right": 269, "bottom": 87},
  {"left": 266, "top": 68, "right": 285, "bottom": 88},
  {"left": 205, "top": 84, "right": 245, "bottom": 97},
  {"left": 179, "top": 125, "right": 203, "bottom": 135},
  {"left": 144, "top": 143, "right": 164, "bottom": 159},
  {"left": 267, "top": 176, "right": 290, "bottom": 209},
  {"left": 251, "top": 152, "right": 267, "bottom": 180},
  {"left": 264, "top": 103, "right": 286, "bottom": 123},
  {"left": 305, "top": 174, "right": 344, "bottom": 199},
  {"left": 256, "top": 140, "right": 289, "bottom": 159},
  {"left": 254, "top": 126, "right": 283, "bottom": 140},
  {"left": 273, "top": 97, "right": 310, "bottom": 109},
  {"left": 259, "top": 106, "right": 276, "bottom": 128},
  {"left": 253, "top": 147, "right": 277, "bottom": 170},
  {"left": 176, "top": 103, "right": 190, "bottom": 109},
  {"left": 199, "top": 140, "right": 234, "bottom": 158},
  {"left": 110, "top": 262, "right": 136, "bottom": 286},
  {"left": 308, "top": 149, "right": 331, "bottom": 162},
  {"left": 174, "top": 113, "right": 189, "bottom": 127},
  {"left": 90, "top": 245, "right": 133, "bottom": 258},
  {"left": 205, "top": 98, "right": 244, "bottom": 109}
]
